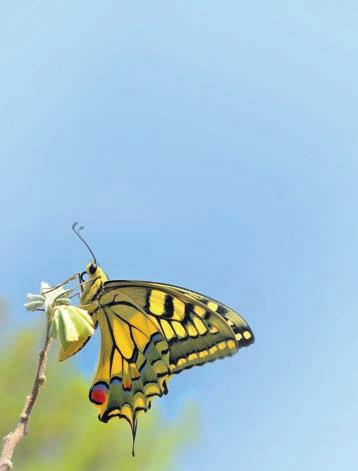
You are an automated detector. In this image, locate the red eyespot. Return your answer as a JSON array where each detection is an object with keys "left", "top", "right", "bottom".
[{"left": 90, "top": 383, "right": 108, "bottom": 405}]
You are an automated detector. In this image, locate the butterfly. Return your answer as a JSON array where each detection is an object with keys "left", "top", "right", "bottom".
[{"left": 65, "top": 223, "right": 255, "bottom": 456}]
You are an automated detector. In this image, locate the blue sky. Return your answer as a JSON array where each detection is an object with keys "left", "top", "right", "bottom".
[{"left": 1, "top": 1, "right": 357, "bottom": 470}]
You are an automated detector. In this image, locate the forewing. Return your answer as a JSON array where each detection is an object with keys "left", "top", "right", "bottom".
[{"left": 102, "top": 280, "right": 254, "bottom": 374}]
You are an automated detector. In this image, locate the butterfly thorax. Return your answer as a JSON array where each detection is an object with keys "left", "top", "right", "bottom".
[{"left": 80, "top": 262, "right": 108, "bottom": 307}]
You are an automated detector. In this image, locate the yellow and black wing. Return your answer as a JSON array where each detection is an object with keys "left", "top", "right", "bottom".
[
  {"left": 141, "top": 281, "right": 255, "bottom": 358},
  {"left": 102, "top": 280, "right": 255, "bottom": 373},
  {"left": 88, "top": 280, "right": 254, "bottom": 454}
]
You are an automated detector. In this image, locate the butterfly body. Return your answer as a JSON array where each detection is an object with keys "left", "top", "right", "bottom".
[{"left": 70, "top": 260, "right": 254, "bottom": 455}]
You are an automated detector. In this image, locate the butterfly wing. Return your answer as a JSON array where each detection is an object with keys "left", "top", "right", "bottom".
[
  {"left": 155, "top": 282, "right": 255, "bottom": 350},
  {"left": 102, "top": 280, "right": 254, "bottom": 373},
  {"left": 89, "top": 293, "right": 170, "bottom": 455},
  {"left": 89, "top": 280, "right": 254, "bottom": 454}
]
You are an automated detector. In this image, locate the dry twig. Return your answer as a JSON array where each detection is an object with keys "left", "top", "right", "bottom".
[{"left": 0, "top": 322, "right": 53, "bottom": 470}]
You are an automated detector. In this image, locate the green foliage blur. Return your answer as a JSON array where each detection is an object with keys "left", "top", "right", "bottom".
[{"left": 0, "top": 302, "right": 197, "bottom": 470}]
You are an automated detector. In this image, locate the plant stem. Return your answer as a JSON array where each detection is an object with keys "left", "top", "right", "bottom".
[{"left": 0, "top": 322, "right": 53, "bottom": 470}]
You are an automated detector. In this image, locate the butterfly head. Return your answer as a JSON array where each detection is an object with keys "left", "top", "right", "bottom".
[
  {"left": 83, "top": 261, "right": 109, "bottom": 282},
  {"left": 79, "top": 262, "right": 108, "bottom": 304},
  {"left": 85, "top": 261, "right": 98, "bottom": 276}
]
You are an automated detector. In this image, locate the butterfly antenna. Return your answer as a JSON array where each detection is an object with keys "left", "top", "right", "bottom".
[{"left": 72, "top": 222, "right": 97, "bottom": 264}]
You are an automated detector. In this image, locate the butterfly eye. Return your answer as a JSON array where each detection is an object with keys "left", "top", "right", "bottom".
[{"left": 89, "top": 263, "right": 97, "bottom": 275}]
